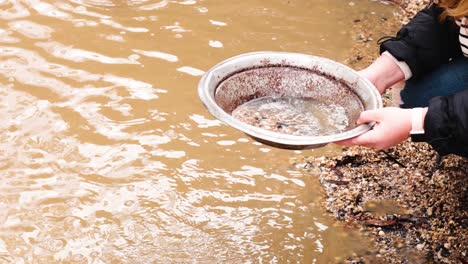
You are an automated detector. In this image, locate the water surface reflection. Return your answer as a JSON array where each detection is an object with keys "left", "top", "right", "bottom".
[{"left": 0, "top": 0, "right": 397, "bottom": 262}]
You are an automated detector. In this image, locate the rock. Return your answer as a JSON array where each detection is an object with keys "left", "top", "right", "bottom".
[{"left": 416, "top": 243, "right": 425, "bottom": 251}]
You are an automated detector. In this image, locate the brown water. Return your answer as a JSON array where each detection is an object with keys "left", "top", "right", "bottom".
[{"left": 0, "top": 0, "right": 397, "bottom": 263}]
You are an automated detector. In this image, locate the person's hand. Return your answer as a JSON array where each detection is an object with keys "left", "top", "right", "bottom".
[
  {"left": 358, "top": 54, "right": 405, "bottom": 94},
  {"left": 359, "top": 67, "right": 385, "bottom": 93},
  {"left": 335, "top": 107, "right": 412, "bottom": 150}
]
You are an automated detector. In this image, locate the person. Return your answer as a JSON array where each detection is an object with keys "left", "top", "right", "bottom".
[{"left": 337, "top": 0, "right": 468, "bottom": 158}]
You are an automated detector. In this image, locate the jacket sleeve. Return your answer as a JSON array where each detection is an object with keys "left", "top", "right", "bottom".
[
  {"left": 423, "top": 89, "right": 468, "bottom": 157},
  {"left": 380, "top": 3, "right": 461, "bottom": 79}
]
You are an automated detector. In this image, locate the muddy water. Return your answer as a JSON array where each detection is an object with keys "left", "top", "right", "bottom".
[
  {"left": 0, "top": 0, "right": 397, "bottom": 263},
  {"left": 232, "top": 96, "right": 351, "bottom": 136}
]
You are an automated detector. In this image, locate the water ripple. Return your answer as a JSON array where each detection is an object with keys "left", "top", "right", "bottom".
[
  {"left": 37, "top": 41, "right": 140, "bottom": 64},
  {"left": 0, "top": 0, "right": 395, "bottom": 262}
]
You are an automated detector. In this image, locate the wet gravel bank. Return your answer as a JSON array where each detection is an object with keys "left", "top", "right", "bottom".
[
  {"left": 296, "top": 144, "right": 467, "bottom": 263},
  {"left": 298, "top": 0, "right": 467, "bottom": 263}
]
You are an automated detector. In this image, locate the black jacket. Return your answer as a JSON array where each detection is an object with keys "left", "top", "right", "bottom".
[
  {"left": 424, "top": 90, "right": 468, "bottom": 157},
  {"left": 380, "top": 3, "right": 462, "bottom": 79},
  {"left": 380, "top": 3, "right": 468, "bottom": 157}
]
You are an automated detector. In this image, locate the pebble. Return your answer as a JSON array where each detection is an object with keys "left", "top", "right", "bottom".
[
  {"left": 416, "top": 243, "right": 425, "bottom": 251},
  {"left": 427, "top": 207, "right": 433, "bottom": 216}
]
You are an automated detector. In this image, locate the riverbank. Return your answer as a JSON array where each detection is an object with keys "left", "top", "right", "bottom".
[{"left": 297, "top": 0, "right": 467, "bottom": 263}]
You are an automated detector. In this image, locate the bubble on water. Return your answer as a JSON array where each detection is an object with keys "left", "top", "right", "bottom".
[
  {"left": 124, "top": 200, "right": 135, "bottom": 206},
  {"left": 66, "top": 198, "right": 80, "bottom": 207},
  {"left": 164, "top": 129, "right": 178, "bottom": 139},
  {"left": 39, "top": 238, "right": 65, "bottom": 252},
  {"left": 71, "top": 253, "right": 86, "bottom": 263}
]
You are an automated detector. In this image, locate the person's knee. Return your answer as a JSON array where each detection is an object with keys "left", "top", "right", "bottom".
[
  {"left": 399, "top": 58, "right": 468, "bottom": 108},
  {"left": 399, "top": 80, "right": 428, "bottom": 108}
]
